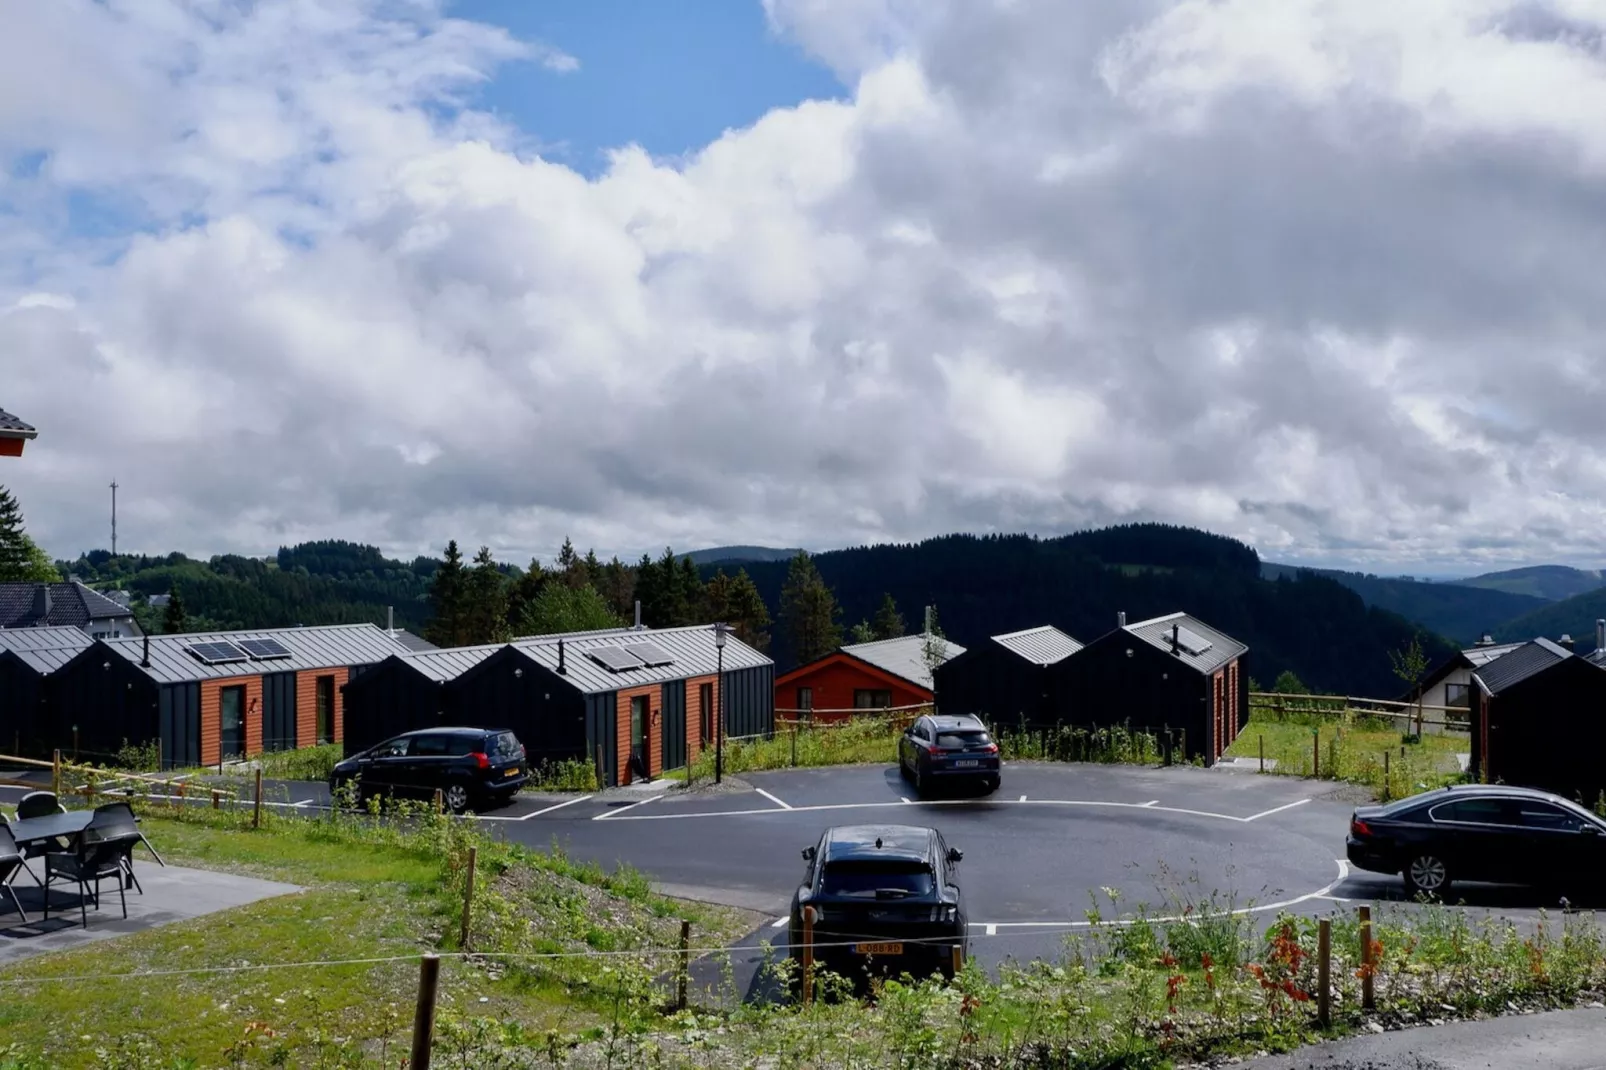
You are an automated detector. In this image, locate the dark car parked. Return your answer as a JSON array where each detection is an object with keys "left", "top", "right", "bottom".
[
  {"left": 1347, "top": 784, "right": 1606, "bottom": 898},
  {"left": 788, "top": 824, "right": 968, "bottom": 987},
  {"left": 898, "top": 713, "right": 1001, "bottom": 794},
  {"left": 331, "top": 727, "right": 527, "bottom": 813}
]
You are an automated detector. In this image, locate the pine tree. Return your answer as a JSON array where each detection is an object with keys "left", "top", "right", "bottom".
[
  {"left": 465, "top": 546, "right": 509, "bottom": 645},
  {"left": 678, "top": 555, "right": 705, "bottom": 624},
  {"left": 633, "top": 553, "right": 664, "bottom": 625},
  {"left": 638, "top": 547, "right": 688, "bottom": 627},
  {"left": 704, "top": 569, "right": 733, "bottom": 625},
  {"left": 919, "top": 606, "right": 949, "bottom": 680},
  {"left": 506, "top": 558, "right": 549, "bottom": 635},
  {"left": 727, "top": 568, "right": 772, "bottom": 652},
  {"left": 163, "top": 584, "right": 189, "bottom": 634},
  {"left": 519, "top": 584, "right": 623, "bottom": 636},
  {"left": 0, "top": 486, "right": 33, "bottom": 582},
  {"left": 850, "top": 620, "right": 876, "bottom": 644},
  {"left": 598, "top": 556, "right": 636, "bottom": 620},
  {"left": 556, "top": 537, "right": 593, "bottom": 590},
  {"left": 425, "top": 540, "right": 468, "bottom": 646},
  {"left": 871, "top": 593, "right": 905, "bottom": 641},
  {"left": 779, "top": 552, "right": 841, "bottom": 664}
]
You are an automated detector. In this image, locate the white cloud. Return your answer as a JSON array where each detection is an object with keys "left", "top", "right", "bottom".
[{"left": 2, "top": 0, "right": 1606, "bottom": 572}]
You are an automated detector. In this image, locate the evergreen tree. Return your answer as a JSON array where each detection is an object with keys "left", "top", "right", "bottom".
[
  {"left": 505, "top": 558, "right": 549, "bottom": 635},
  {"left": 850, "top": 620, "right": 876, "bottom": 644},
  {"left": 17, "top": 538, "right": 59, "bottom": 583},
  {"left": 556, "top": 537, "right": 593, "bottom": 590},
  {"left": 727, "top": 568, "right": 772, "bottom": 652},
  {"left": 871, "top": 593, "right": 906, "bottom": 641},
  {"left": 779, "top": 552, "right": 841, "bottom": 663},
  {"left": 425, "top": 540, "right": 468, "bottom": 646},
  {"left": 0, "top": 486, "right": 34, "bottom": 581},
  {"left": 919, "top": 606, "right": 949, "bottom": 679},
  {"left": 465, "top": 545, "right": 509, "bottom": 645},
  {"left": 704, "top": 569, "right": 733, "bottom": 625},
  {"left": 598, "top": 556, "right": 636, "bottom": 620},
  {"left": 678, "top": 555, "right": 705, "bottom": 624},
  {"left": 163, "top": 584, "right": 189, "bottom": 634},
  {"left": 633, "top": 553, "right": 665, "bottom": 626},
  {"left": 520, "top": 584, "right": 624, "bottom": 636}
]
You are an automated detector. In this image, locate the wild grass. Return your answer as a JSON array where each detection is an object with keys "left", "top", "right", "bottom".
[{"left": 1227, "top": 709, "right": 1468, "bottom": 798}]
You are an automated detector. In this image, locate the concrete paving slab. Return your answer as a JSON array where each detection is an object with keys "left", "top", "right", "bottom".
[{"left": 0, "top": 864, "right": 301, "bottom": 965}]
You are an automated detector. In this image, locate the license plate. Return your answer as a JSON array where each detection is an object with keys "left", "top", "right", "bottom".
[
  {"left": 504, "top": 768, "right": 520, "bottom": 778},
  {"left": 954, "top": 759, "right": 979, "bottom": 768},
  {"left": 854, "top": 942, "right": 903, "bottom": 956}
]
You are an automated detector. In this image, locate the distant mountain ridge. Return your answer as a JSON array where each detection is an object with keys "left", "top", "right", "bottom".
[
  {"left": 1498, "top": 587, "right": 1606, "bottom": 652},
  {"left": 1261, "top": 563, "right": 1548, "bottom": 644},
  {"left": 1455, "top": 565, "right": 1606, "bottom": 602},
  {"left": 684, "top": 545, "right": 803, "bottom": 566}
]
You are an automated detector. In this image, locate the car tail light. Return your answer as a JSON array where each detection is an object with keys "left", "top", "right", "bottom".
[
  {"left": 981, "top": 743, "right": 999, "bottom": 755},
  {"left": 469, "top": 752, "right": 490, "bottom": 770},
  {"left": 1351, "top": 817, "right": 1373, "bottom": 838}
]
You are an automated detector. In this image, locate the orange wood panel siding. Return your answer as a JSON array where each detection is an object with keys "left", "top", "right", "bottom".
[
  {"left": 773, "top": 655, "right": 931, "bottom": 725},
  {"left": 295, "top": 668, "right": 350, "bottom": 748},
  {"left": 615, "top": 684, "right": 662, "bottom": 785},
  {"left": 684, "top": 674, "right": 718, "bottom": 763},
  {"left": 199, "top": 675, "right": 263, "bottom": 767}
]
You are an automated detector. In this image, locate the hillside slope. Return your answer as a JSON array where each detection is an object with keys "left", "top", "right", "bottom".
[
  {"left": 1261, "top": 563, "right": 1547, "bottom": 643},
  {"left": 1498, "top": 588, "right": 1606, "bottom": 652},
  {"left": 729, "top": 526, "right": 1453, "bottom": 697},
  {"left": 1455, "top": 565, "right": 1606, "bottom": 602},
  {"left": 684, "top": 545, "right": 802, "bottom": 566}
]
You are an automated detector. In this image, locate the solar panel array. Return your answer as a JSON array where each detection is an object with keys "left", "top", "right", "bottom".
[
  {"left": 588, "top": 646, "right": 647, "bottom": 673},
  {"left": 620, "top": 641, "right": 675, "bottom": 668},
  {"left": 238, "top": 638, "right": 293, "bottom": 661},
  {"left": 1172, "top": 626, "right": 1214, "bottom": 657},
  {"left": 187, "top": 641, "right": 250, "bottom": 665}
]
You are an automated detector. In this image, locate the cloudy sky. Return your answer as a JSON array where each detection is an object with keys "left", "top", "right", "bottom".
[{"left": 4, "top": 0, "right": 1606, "bottom": 574}]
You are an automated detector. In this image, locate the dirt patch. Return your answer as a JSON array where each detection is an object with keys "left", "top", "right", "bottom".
[{"left": 670, "top": 775, "right": 757, "bottom": 797}]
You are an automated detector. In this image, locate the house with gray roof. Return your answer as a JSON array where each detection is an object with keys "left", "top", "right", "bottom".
[
  {"left": 0, "top": 408, "right": 35, "bottom": 456},
  {"left": 933, "top": 624, "right": 1083, "bottom": 727},
  {"left": 0, "top": 626, "right": 95, "bottom": 756},
  {"left": 1470, "top": 635, "right": 1606, "bottom": 799},
  {"left": 773, "top": 633, "right": 965, "bottom": 724},
  {"left": 0, "top": 581, "right": 140, "bottom": 639}
]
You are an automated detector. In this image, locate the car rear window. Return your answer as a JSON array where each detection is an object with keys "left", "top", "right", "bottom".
[
  {"left": 820, "top": 860, "right": 935, "bottom": 897},
  {"left": 936, "top": 730, "right": 991, "bottom": 748},
  {"left": 488, "top": 731, "right": 522, "bottom": 758}
]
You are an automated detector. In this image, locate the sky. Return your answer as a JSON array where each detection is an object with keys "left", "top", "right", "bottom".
[{"left": 4, "top": 0, "right": 1606, "bottom": 574}]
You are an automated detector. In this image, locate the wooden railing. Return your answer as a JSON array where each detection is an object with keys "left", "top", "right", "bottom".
[
  {"left": 1249, "top": 692, "right": 1470, "bottom": 733},
  {"left": 0, "top": 750, "right": 239, "bottom": 806}
]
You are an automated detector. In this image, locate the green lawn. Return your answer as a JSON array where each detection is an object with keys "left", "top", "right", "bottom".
[{"left": 1228, "top": 714, "right": 1469, "bottom": 797}]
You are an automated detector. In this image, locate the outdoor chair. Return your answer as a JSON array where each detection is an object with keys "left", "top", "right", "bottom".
[
  {"left": 0, "top": 815, "right": 40, "bottom": 886},
  {"left": 13, "top": 791, "right": 68, "bottom": 866},
  {"left": 0, "top": 826, "right": 29, "bottom": 924},
  {"left": 43, "top": 825, "right": 142, "bottom": 928},
  {"left": 89, "top": 802, "right": 164, "bottom": 890}
]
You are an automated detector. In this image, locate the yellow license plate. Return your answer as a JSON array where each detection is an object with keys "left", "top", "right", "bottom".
[
  {"left": 504, "top": 768, "right": 520, "bottom": 777},
  {"left": 854, "top": 942, "right": 903, "bottom": 956}
]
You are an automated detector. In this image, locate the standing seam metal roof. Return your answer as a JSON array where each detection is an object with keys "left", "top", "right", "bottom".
[
  {"left": 102, "top": 624, "right": 412, "bottom": 684},
  {"left": 385, "top": 644, "right": 504, "bottom": 683},
  {"left": 1473, "top": 638, "right": 1574, "bottom": 696},
  {"left": 0, "top": 626, "right": 97, "bottom": 653},
  {"left": 507, "top": 624, "right": 772, "bottom": 693},
  {"left": 1122, "top": 612, "right": 1247, "bottom": 675},
  {"left": 991, "top": 625, "right": 1083, "bottom": 666},
  {"left": 840, "top": 634, "right": 966, "bottom": 689}
]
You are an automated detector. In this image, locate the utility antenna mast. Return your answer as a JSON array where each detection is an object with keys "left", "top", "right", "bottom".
[{"left": 110, "top": 480, "right": 119, "bottom": 556}]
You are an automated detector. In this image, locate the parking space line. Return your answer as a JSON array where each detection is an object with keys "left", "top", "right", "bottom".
[
  {"left": 602, "top": 797, "right": 1249, "bottom": 823},
  {"left": 593, "top": 794, "right": 663, "bottom": 821},
  {"left": 770, "top": 917, "right": 788, "bottom": 929},
  {"left": 754, "top": 788, "right": 792, "bottom": 810},
  {"left": 1141, "top": 800, "right": 1159, "bottom": 807},
  {"left": 518, "top": 794, "right": 594, "bottom": 820},
  {"left": 899, "top": 796, "right": 911, "bottom": 804},
  {"left": 985, "top": 923, "right": 997, "bottom": 936},
  {"left": 1018, "top": 795, "right": 1027, "bottom": 802},
  {"left": 1242, "top": 798, "right": 1312, "bottom": 822}
]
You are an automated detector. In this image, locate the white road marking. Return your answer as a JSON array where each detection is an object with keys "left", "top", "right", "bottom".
[
  {"left": 1242, "top": 798, "right": 1312, "bottom": 822},
  {"left": 972, "top": 860, "right": 1350, "bottom": 932},
  {"left": 518, "top": 794, "right": 594, "bottom": 820},
  {"left": 900, "top": 796, "right": 911, "bottom": 804},
  {"left": 593, "top": 793, "right": 663, "bottom": 821},
  {"left": 1142, "top": 800, "right": 1159, "bottom": 807},
  {"left": 754, "top": 788, "right": 793, "bottom": 810},
  {"left": 604, "top": 796, "right": 1251, "bottom": 823},
  {"left": 770, "top": 917, "right": 789, "bottom": 929},
  {"left": 1018, "top": 795, "right": 1028, "bottom": 802}
]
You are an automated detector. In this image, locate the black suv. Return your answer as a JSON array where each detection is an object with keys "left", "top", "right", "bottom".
[
  {"left": 898, "top": 713, "right": 1001, "bottom": 794},
  {"left": 1347, "top": 783, "right": 1606, "bottom": 898},
  {"left": 331, "top": 727, "right": 527, "bottom": 813},
  {"left": 789, "top": 824, "right": 968, "bottom": 985}
]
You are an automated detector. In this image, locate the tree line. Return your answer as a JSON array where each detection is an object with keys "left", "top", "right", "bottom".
[{"left": 0, "top": 486, "right": 60, "bottom": 583}]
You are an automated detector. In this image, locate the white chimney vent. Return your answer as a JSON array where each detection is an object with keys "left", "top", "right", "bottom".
[{"left": 1117, "top": 610, "right": 1127, "bottom": 628}]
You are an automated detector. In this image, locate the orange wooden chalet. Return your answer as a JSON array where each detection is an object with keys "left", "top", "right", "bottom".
[
  {"left": 774, "top": 633, "right": 966, "bottom": 723},
  {"left": 0, "top": 408, "right": 36, "bottom": 457}
]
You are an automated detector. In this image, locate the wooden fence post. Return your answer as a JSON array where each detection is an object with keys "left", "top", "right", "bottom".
[
  {"left": 1312, "top": 728, "right": 1320, "bottom": 779},
  {"left": 801, "top": 905, "right": 816, "bottom": 1007},
  {"left": 791, "top": 725, "right": 798, "bottom": 767},
  {"left": 1317, "top": 918, "right": 1332, "bottom": 1028},
  {"left": 434, "top": 787, "right": 444, "bottom": 815},
  {"left": 211, "top": 789, "right": 221, "bottom": 810},
  {"left": 1258, "top": 735, "right": 1265, "bottom": 773},
  {"left": 1382, "top": 751, "right": 1390, "bottom": 801},
  {"left": 1359, "top": 905, "right": 1375, "bottom": 1010},
  {"left": 411, "top": 954, "right": 441, "bottom": 1070},
  {"left": 52, "top": 749, "right": 61, "bottom": 797},
  {"left": 253, "top": 768, "right": 264, "bottom": 828},
  {"left": 460, "top": 846, "right": 478, "bottom": 950},
  {"left": 676, "top": 920, "right": 691, "bottom": 1011},
  {"left": 595, "top": 744, "right": 606, "bottom": 788},
  {"left": 951, "top": 943, "right": 964, "bottom": 978}
]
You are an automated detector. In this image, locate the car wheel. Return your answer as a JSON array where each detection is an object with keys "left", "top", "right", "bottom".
[
  {"left": 444, "top": 783, "right": 472, "bottom": 815},
  {"left": 982, "top": 776, "right": 1000, "bottom": 795},
  {"left": 1404, "top": 853, "right": 1451, "bottom": 898}
]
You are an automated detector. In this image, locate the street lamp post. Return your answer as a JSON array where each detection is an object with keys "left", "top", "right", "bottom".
[{"left": 713, "top": 622, "right": 731, "bottom": 784}]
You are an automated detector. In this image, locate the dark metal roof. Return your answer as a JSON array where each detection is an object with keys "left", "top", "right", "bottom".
[
  {"left": 389, "top": 644, "right": 503, "bottom": 683},
  {"left": 840, "top": 634, "right": 965, "bottom": 689},
  {"left": 1123, "top": 612, "right": 1247, "bottom": 675},
  {"left": 390, "top": 630, "right": 438, "bottom": 654},
  {"left": 991, "top": 625, "right": 1082, "bottom": 666},
  {"left": 1472, "top": 637, "right": 1574, "bottom": 696},
  {"left": 101, "top": 624, "right": 412, "bottom": 684},
  {"left": 822, "top": 824, "right": 937, "bottom": 863},
  {"left": 0, "top": 408, "right": 36, "bottom": 439},
  {"left": 506, "top": 624, "right": 772, "bottom": 694},
  {"left": 0, "top": 625, "right": 96, "bottom": 653},
  {"left": 0, "top": 582, "right": 134, "bottom": 629}
]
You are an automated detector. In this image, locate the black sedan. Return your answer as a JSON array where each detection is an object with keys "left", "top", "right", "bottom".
[
  {"left": 1347, "top": 784, "right": 1606, "bottom": 898},
  {"left": 897, "top": 713, "right": 1001, "bottom": 795},
  {"left": 789, "top": 824, "right": 968, "bottom": 988},
  {"left": 331, "top": 727, "right": 528, "bottom": 813}
]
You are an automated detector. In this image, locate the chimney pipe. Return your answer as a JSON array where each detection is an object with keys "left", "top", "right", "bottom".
[
  {"left": 557, "top": 639, "right": 567, "bottom": 675},
  {"left": 31, "top": 584, "right": 51, "bottom": 624},
  {"left": 1559, "top": 633, "right": 1576, "bottom": 650},
  {"left": 1171, "top": 622, "right": 1180, "bottom": 654},
  {"left": 1117, "top": 610, "right": 1126, "bottom": 628},
  {"left": 141, "top": 633, "right": 150, "bottom": 668},
  {"left": 924, "top": 605, "right": 934, "bottom": 635},
  {"left": 1597, "top": 619, "right": 1605, "bottom": 652},
  {"left": 387, "top": 605, "right": 394, "bottom": 636},
  {"left": 634, "top": 600, "right": 642, "bottom": 630}
]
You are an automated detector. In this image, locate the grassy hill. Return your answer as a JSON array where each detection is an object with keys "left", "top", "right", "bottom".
[
  {"left": 1261, "top": 563, "right": 1548, "bottom": 644},
  {"left": 684, "top": 545, "right": 803, "bottom": 566},
  {"left": 1498, "top": 588, "right": 1606, "bottom": 652},
  {"left": 1454, "top": 564, "right": 1606, "bottom": 602}
]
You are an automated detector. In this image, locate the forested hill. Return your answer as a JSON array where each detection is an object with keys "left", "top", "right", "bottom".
[
  {"left": 723, "top": 526, "right": 1454, "bottom": 697},
  {"left": 1259, "top": 563, "right": 1548, "bottom": 644}
]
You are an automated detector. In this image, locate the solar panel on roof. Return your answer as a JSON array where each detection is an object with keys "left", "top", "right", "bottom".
[
  {"left": 1173, "top": 626, "right": 1214, "bottom": 657},
  {"left": 238, "top": 638, "right": 292, "bottom": 661},
  {"left": 187, "top": 641, "right": 249, "bottom": 665},
  {"left": 620, "top": 641, "right": 675, "bottom": 668},
  {"left": 587, "top": 646, "right": 645, "bottom": 672}
]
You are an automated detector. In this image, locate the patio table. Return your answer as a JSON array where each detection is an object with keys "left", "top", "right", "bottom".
[{"left": 9, "top": 811, "right": 92, "bottom": 850}]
